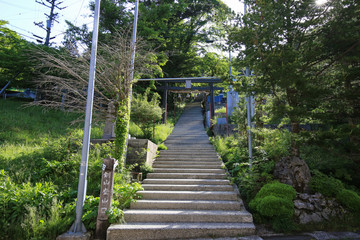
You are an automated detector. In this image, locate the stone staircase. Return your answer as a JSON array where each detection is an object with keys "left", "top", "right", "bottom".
[{"left": 107, "top": 103, "right": 256, "bottom": 239}]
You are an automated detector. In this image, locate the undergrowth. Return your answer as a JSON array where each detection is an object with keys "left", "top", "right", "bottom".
[{"left": 0, "top": 100, "right": 143, "bottom": 239}]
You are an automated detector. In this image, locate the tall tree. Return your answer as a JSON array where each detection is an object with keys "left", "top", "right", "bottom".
[
  {"left": 0, "top": 21, "right": 36, "bottom": 89},
  {"left": 138, "top": 0, "right": 232, "bottom": 77},
  {"left": 229, "top": 0, "right": 331, "bottom": 156},
  {"left": 66, "top": 0, "right": 233, "bottom": 77}
]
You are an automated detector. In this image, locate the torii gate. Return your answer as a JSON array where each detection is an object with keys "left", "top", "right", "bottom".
[{"left": 137, "top": 77, "right": 223, "bottom": 124}]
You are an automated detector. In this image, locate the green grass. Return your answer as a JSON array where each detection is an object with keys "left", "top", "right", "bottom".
[
  {"left": 0, "top": 99, "right": 103, "bottom": 159},
  {"left": 0, "top": 99, "right": 145, "bottom": 239}
]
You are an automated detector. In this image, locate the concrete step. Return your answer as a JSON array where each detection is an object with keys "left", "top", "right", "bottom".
[
  {"left": 159, "top": 152, "right": 218, "bottom": 157},
  {"left": 152, "top": 164, "right": 222, "bottom": 169},
  {"left": 166, "top": 143, "right": 213, "bottom": 146},
  {"left": 156, "top": 156, "right": 220, "bottom": 161},
  {"left": 107, "top": 103, "right": 255, "bottom": 240},
  {"left": 124, "top": 209, "right": 253, "bottom": 223},
  {"left": 166, "top": 136, "right": 210, "bottom": 141},
  {"left": 142, "top": 184, "right": 233, "bottom": 191},
  {"left": 159, "top": 153, "right": 218, "bottom": 158},
  {"left": 108, "top": 222, "right": 256, "bottom": 240},
  {"left": 138, "top": 190, "right": 238, "bottom": 201},
  {"left": 165, "top": 140, "right": 211, "bottom": 144},
  {"left": 147, "top": 172, "right": 227, "bottom": 179},
  {"left": 153, "top": 168, "right": 225, "bottom": 174},
  {"left": 142, "top": 178, "right": 230, "bottom": 185},
  {"left": 131, "top": 199, "right": 243, "bottom": 210},
  {"left": 166, "top": 146, "right": 215, "bottom": 151}
]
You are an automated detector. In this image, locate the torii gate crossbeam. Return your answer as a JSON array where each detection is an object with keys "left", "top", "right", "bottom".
[{"left": 137, "top": 77, "right": 222, "bottom": 124}]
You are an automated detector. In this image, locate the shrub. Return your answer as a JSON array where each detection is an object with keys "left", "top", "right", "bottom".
[
  {"left": 157, "top": 143, "right": 167, "bottom": 150},
  {"left": 309, "top": 170, "right": 344, "bottom": 197},
  {"left": 140, "top": 162, "right": 153, "bottom": 179},
  {"left": 254, "top": 195, "right": 294, "bottom": 218},
  {"left": 249, "top": 181, "right": 296, "bottom": 232},
  {"left": 131, "top": 90, "right": 162, "bottom": 139},
  {"left": 113, "top": 182, "right": 143, "bottom": 209},
  {"left": 129, "top": 121, "right": 144, "bottom": 138},
  {"left": 252, "top": 181, "right": 296, "bottom": 200},
  {"left": 254, "top": 128, "right": 291, "bottom": 161},
  {"left": 336, "top": 189, "right": 360, "bottom": 214},
  {"left": 81, "top": 196, "right": 100, "bottom": 231}
]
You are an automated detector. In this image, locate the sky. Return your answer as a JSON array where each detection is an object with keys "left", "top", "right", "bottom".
[
  {"left": 1, "top": 0, "right": 243, "bottom": 47},
  {"left": 0, "top": 0, "right": 93, "bottom": 46}
]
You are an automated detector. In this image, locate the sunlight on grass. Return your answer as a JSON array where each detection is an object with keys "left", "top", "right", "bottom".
[{"left": 0, "top": 142, "right": 42, "bottom": 159}]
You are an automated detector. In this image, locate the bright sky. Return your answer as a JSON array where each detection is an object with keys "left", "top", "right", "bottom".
[
  {"left": 0, "top": 0, "right": 93, "bottom": 46},
  {"left": 0, "top": 0, "right": 242, "bottom": 47}
]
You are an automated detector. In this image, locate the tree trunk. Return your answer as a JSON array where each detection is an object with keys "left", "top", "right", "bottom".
[{"left": 291, "top": 121, "right": 300, "bottom": 157}]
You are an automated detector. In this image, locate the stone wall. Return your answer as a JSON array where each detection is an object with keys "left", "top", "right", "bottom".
[{"left": 294, "top": 193, "right": 346, "bottom": 224}]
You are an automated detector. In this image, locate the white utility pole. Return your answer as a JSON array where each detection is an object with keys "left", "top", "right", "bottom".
[{"left": 69, "top": 0, "right": 101, "bottom": 233}]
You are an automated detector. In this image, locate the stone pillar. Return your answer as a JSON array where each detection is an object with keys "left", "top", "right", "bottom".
[
  {"left": 95, "top": 158, "right": 118, "bottom": 239},
  {"left": 102, "top": 102, "right": 116, "bottom": 139}
]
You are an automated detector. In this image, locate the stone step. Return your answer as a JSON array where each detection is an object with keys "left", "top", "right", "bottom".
[
  {"left": 152, "top": 164, "right": 221, "bottom": 169},
  {"left": 157, "top": 152, "right": 218, "bottom": 157},
  {"left": 137, "top": 191, "right": 238, "bottom": 201},
  {"left": 124, "top": 209, "right": 253, "bottom": 223},
  {"left": 147, "top": 172, "right": 227, "bottom": 179},
  {"left": 142, "top": 184, "right": 233, "bottom": 191},
  {"left": 108, "top": 222, "right": 256, "bottom": 240},
  {"left": 165, "top": 140, "right": 211, "bottom": 144},
  {"left": 159, "top": 152, "right": 218, "bottom": 157},
  {"left": 153, "top": 168, "right": 225, "bottom": 174},
  {"left": 165, "top": 142, "right": 212, "bottom": 145},
  {"left": 142, "top": 178, "right": 230, "bottom": 185},
  {"left": 165, "top": 145, "right": 214, "bottom": 149},
  {"left": 166, "top": 136, "right": 210, "bottom": 141},
  {"left": 131, "top": 199, "right": 243, "bottom": 211},
  {"left": 107, "top": 103, "right": 256, "bottom": 240},
  {"left": 155, "top": 157, "right": 220, "bottom": 161}
]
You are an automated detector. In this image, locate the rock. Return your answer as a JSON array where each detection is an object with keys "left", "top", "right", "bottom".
[
  {"left": 311, "top": 213, "right": 323, "bottom": 223},
  {"left": 299, "top": 213, "right": 313, "bottom": 224},
  {"left": 322, "top": 208, "right": 331, "bottom": 220},
  {"left": 320, "top": 198, "right": 327, "bottom": 207},
  {"left": 294, "top": 200, "right": 308, "bottom": 209},
  {"left": 313, "top": 192, "right": 322, "bottom": 198},
  {"left": 294, "top": 192, "right": 348, "bottom": 225},
  {"left": 298, "top": 193, "right": 310, "bottom": 201},
  {"left": 273, "top": 156, "right": 312, "bottom": 192},
  {"left": 294, "top": 199, "right": 315, "bottom": 211},
  {"left": 314, "top": 201, "right": 323, "bottom": 211}
]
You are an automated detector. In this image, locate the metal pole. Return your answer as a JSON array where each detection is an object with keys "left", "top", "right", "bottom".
[
  {"left": 123, "top": 0, "right": 139, "bottom": 165},
  {"left": 244, "top": 1, "right": 253, "bottom": 169},
  {"left": 70, "top": 0, "right": 101, "bottom": 233},
  {"left": 229, "top": 51, "right": 232, "bottom": 76},
  {"left": 130, "top": 0, "right": 139, "bottom": 81},
  {"left": 245, "top": 69, "right": 253, "bottom": 169}
]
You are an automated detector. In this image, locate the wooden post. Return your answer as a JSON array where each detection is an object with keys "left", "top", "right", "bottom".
[
  {"left": 95, "top": 158, "right": 118, "bottom": 240},
  {"left": 162, "top": 82, "right": 168, "bottom": 124}
]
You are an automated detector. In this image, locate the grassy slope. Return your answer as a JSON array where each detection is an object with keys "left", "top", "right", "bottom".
[{"left": 0, "top": 99, "right": 103, "bottom": 160}]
